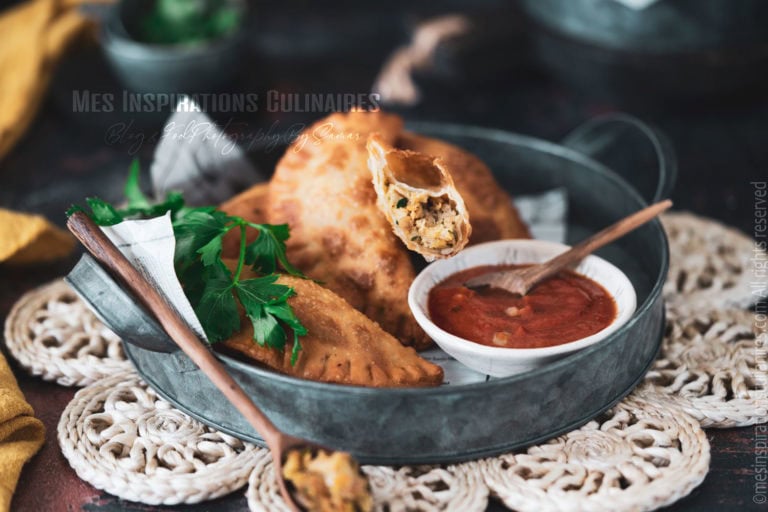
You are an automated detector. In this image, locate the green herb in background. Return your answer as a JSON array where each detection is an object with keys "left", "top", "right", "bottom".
[
  {"left": 140, "top": 0, "right": 242, "bottom": 45},
  {"left": 67, "top": 159, "right": 308, "bottom": 365}
]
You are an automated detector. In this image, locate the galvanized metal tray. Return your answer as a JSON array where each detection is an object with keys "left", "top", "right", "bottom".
[{"left": 67, "top": 114, "right": 673, "bottom": 465}]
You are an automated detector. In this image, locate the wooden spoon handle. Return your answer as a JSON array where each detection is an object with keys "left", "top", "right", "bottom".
[
  {"left": 66, "top": 212, "right": 283, "bottom": 448},
  {"left": 520, "top": 199, "right": 673, "bottom": 292}
]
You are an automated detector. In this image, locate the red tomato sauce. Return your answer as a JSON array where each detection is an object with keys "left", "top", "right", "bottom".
[{"left": 427, "top": 265, "right": 617, "bottom": 349}]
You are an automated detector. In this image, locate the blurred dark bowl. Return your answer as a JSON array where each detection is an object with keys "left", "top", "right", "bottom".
[
  {"left": 101, "top": 0, "right": 246, "bottom": 94},
  {"left": 520, "top": 0, "right": 768, "bottom": 99},
  {"left": 521, "top": 0, "right": 768, "bottom": 53}
]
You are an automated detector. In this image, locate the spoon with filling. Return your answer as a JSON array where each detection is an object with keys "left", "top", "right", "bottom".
[
  {"left": 67, "top": 212, "right": 372, "bottom": 512},
  {"left": 465, "top": 199, "right": 672, "bottom": 294}
]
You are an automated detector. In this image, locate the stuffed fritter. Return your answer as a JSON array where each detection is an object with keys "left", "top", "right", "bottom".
[
  {"left": 397, "top": 133, "right": 531, "bottom": 243},
  {"left": 221, "top": 271, "right": 444, "bottom": 387},
  {"left": 367, "top": 134, "right": 471, "bottom": 260},
  {"left": 266, "top": 111, "right": 431, "bottom": 349}
]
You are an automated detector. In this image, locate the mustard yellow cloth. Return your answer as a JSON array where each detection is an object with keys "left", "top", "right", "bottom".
[
  {"left": 0, "top": 351, "right": 45, "bottom": 512},
  {"left": 0, "top": 205, "right": 73, "bottom": 509},
  {"left": 0, "top": 208, "right": 74, "bottom": 265},
  {"left": 0, "top": 0, "right": 99, "bottom": 161}
]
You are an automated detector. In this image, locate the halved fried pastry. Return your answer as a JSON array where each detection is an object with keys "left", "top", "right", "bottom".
[
  {"left": 267, "top": 111, "right": 431, "bottom": 349},
  {"left": 220, "top": 272, "right": 444, "bottom": 387},
  {"left": 397, "top": 133, "right": 531, "bottom": 243},
  {"left": 220, "top": 182, "right": 270, "bottom": 257},
  {"left": 367, "top": 134, "right": 471, "bottom": 260}
]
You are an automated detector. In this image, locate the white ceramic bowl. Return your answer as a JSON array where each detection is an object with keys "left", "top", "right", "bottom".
[{"left": 408, "top": 240, "right": 637, "bottom": 377}]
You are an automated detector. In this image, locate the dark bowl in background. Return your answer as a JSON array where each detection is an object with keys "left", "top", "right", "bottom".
[
  {"left": 521, "top": 0, "right": 768, "bottom": 53},
  {"left": 101, "top": 0, "right": 247, "bottom": 94},
  {"left": 519, "top": 0, "right": 768, "bottom": 99}
]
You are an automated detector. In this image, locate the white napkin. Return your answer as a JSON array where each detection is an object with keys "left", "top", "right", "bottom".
[
  {"left": 100, "top": 213, "right": 208, "bottom": 342},
  {"left": 150, "top": 99, "right": 264, "bottom": 206}
]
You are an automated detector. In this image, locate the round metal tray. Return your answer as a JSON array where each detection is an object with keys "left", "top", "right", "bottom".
[{"left": 68, "top": 115, "right": 673, "bottom": 465}]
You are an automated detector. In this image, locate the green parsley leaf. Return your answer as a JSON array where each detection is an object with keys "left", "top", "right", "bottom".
[
  {"left": 174, "top": 202, "right": 214, "bottom": 222},
  {"left": 236, "top": 275, "right": 294, "bottom": 306},
  {"left": 244, "top": 231, "right": 278, "bottom": 274},
  {"left": 197, "top": 235, "right": 223, "bottom": 267},
  {"left": 173, "top": 209, "right": 230, "bottom": 271},
  {"left": 265, "top": 301, "right": 307, "bottom": 365},
  {"left": 179, "top": 259, "right": 207, "bottom": 307},
  {"left": 266, "top": 302, "right": 307, "bottom": 345},
  {"left": 194, "top": 263, "right": 240, "bottom": 342},
  {"left": 396, "top": 198, "right": 408, "bottom": 208},
  {"left": 290, "top": 337, "right": 302, "bottom": 366},
  {"left": 124, "top": 158, "right": 151, "bottom": 210},
  {"left": 85, "top": 197, "right": 124, "bottom": 225},
  {"left": 245, "top": 224, "right": 305, "bottom": 277},
  {"left": 236, "top": 276, "right": 295, "bottom": 350},
  {"left": 139, "top": 191, "right": 186, "bottom": 219},
  {"left": 65, "top": 204, "right": 87, "bottom": 217},
  {"left": 139, "top": 0, "right": 242, "bottom": 45},
  {"left": 248, "top": 305, "right": 286, "bottom": 349},
  {"left": 265, "top": 302, "right": 308, "bottom": 335}
]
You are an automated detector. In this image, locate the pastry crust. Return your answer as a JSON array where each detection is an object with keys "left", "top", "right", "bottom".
[
  {"left": 397, "top": 133, "right": 531, "bottom": 243},
  {"left": 367, "top": 134, "right": 471, "bottom": 260}
]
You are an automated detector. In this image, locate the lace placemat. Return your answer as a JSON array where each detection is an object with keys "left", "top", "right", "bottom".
[
  {"left": 661, "top": 212, "right": 764, "bottom": 312},
  {"left": 3, "top": 279, "right": 131, "bottom": 386},
  {"left": 57, "top": 371, "right": 261, "bottom": 505},
  {"left": 644, "top": 308, "right": 766, "bottom": 428},
  {"left": 481, "top": 390, "right": 710, "bottom": 512},
  {"left": 3, "top": 211, "right": 763, "bottom": 510}
]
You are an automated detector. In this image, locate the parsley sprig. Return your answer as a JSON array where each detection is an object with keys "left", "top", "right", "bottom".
[{"left": 67, "top": 159, "right": 308, "bottom": 364}]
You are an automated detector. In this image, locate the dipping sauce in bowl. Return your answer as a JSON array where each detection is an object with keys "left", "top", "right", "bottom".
[
  {"left": 427, "top": 265, "right": 617, "bottom": 349},
  {"left": 409, "top": 240, "right": 637, "bottom": 376}
]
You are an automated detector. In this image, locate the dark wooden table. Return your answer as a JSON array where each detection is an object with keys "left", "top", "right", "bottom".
[{"left": 1, "top": 1, "right": 764, "bottom": 510}]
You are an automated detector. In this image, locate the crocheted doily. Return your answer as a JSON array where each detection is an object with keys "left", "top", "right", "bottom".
[
  {"left": 481, "top": 390, "right": 710, "bottom": 512},
  {"left": 644, "top": 307, "right": 766, "bottom": 428},
  {"left": 246, "top": 451, "right": 488, "bottom": 512},
  {"left": 661, "top": 212, "right": 763, "bottom": 312},
  {"left": 3, "top": 279, "right": 131, "bottom": 386},
  {"left": 57, "top": 371, "right": 261, "bottom": 505}
]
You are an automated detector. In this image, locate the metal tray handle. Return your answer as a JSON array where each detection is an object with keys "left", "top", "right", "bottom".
[{"left": 561, "top": 113, "right": 677, "bottom": 203}]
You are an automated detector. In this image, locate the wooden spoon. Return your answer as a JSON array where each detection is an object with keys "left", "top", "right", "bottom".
[
  {"left": 465, "top": 199, "right": 672, "bottom": 295},
  {"left": 67, "top": 211, "right": 363, "bottom": 512}
]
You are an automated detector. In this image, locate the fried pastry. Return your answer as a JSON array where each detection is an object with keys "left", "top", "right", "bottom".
[
  {"left": 367, "top": 134, "right": 471, "bottom": 260},
  {"left": 220, "top": 181, "right": 270, "bottom": 257},
  {"left": 283, "top": 448, "right": 372, "bottom": 512},
  {"left": 221, "top": 272, "right": 444, "bottom": 387},
  {"left": 397, "top": 133, "right": 531, "bottom": 243},
  {"left": 267, "top": 111, "right": 431, "bottom": 349}
]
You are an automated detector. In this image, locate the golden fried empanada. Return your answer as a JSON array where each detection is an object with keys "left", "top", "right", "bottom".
[
  {"left": 220, "top": 182, "right": 270, "bottom": 257},
  {"left": 367, "top": 134, "right": 471, "bottom": 261},
  {"left": 267, "top": 112, "right": 430, "bottom": 349},
  {"left": 220, "top": 272, "right": 444, "bottom": 387},
  {"left": 397, "top": 133, "right": 531, "bottom": 243}
]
